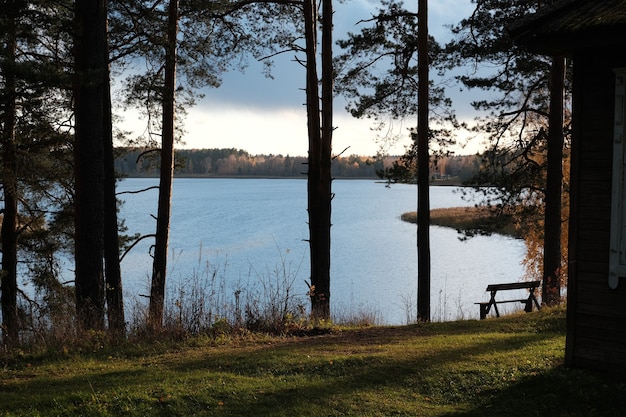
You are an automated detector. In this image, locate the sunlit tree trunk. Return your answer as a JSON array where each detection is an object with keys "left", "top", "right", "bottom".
[
  {"left": 74, "top": 0, "right": 107, "bottom": 331},
  {"left": 149, "top": 0, "right": 178, "bottom": 331},
  {"left": 1, "top": 0, "right": 21, "bottom": 346},
  {"left": 543, "top": 55, "right": 565, "bottom": 306},
  {"left": 416, "top": 0, "right": 431, "bottom": 321}
]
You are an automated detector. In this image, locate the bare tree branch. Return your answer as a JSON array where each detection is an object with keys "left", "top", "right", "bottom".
[{"left": 119, "top": 233, "right": 157, "bottom": 262}]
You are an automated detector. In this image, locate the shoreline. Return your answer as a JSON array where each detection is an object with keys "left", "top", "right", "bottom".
[{"left": 120, "top": 175, "right": 467, "bottom": 185}]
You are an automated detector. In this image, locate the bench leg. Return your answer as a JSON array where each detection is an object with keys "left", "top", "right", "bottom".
[
  {"left": 479, "top": 303, "right": 489, "bottom": 320},
  {"left": 489, "top": 292, "right": 500, "bottom": 318},
  {"left": 492, "top": 302, "right": 500, "bottom": 318},
  {"left": 530, "top": 293, "right": 541, "bottom": 311},
  {"left": 524, "top": 298, "right": 533, "bottom": 313}
]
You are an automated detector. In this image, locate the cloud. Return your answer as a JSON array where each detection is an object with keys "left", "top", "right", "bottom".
[
  {"left": 115, "top": 0, "right": 481, "bottom": 157},
  {"left": 177, "top": 103, "right": 415, "bottom": 157},
  {"left": 182, "top": 105, "right": 307, "bottom": 155}
]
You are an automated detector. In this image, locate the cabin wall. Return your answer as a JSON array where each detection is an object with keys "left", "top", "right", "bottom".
[{"left": 567, "top": 50, "right": 626, "bottom": 372}]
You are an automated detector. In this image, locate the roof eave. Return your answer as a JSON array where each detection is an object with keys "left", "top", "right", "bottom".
[{"left": 513, "top": 24, "right": 626, "bottom": 56}]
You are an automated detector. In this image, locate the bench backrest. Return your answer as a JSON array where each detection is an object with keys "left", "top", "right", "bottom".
[{"left": 486, "top": 280, "right": 541, "bottom": 292}]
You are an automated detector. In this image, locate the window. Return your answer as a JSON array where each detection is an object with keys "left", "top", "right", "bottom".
[{"left": 609, "top": 68, "right": 626, "bottom": 289}]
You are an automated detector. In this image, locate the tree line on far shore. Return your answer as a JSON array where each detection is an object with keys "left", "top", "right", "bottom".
[{"left": 114, "top": 147, "right": 482, "bottom": 181}]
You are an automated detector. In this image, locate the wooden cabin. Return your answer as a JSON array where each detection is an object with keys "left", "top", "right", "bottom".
[{"left": 510, "top": 0, "right": 626, "bottom": 372}]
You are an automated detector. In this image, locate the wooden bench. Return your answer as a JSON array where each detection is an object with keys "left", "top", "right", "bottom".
[{"left": 476, "top": 281, "right": 541, "bottom": 320}]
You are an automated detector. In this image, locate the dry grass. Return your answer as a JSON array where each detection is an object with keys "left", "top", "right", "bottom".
[{"left": 402, "top": 206, "right": 519, "bottom": 238}]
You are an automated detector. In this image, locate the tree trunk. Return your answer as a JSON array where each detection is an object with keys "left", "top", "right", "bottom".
[
  {"left": 543, "top": 55, "right": 565, "bottom": 306},
  {"left": 73, "top": 0, "right": 107, "bottom": 331},
  {"left": 148, "top": 0, "right": 178, "bottom": 331},
  {"left": 304, "top": 0, "right": 331, "bottom": 320},
  {"left": 1, "top": 0, "right": 20, "bottom": 346},
  {"left": 103, "top": 10, "right": 125, "bottom": 337},
  {"left": 416, "top": 0, "right": 431, "bottom": 322},
  {"left": 318, "top": 0, "right": 333, "bottom": 320}
]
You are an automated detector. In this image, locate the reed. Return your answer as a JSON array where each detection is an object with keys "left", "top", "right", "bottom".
[{"left": 402, "top": 206, "right": 519, "bottom": 238}]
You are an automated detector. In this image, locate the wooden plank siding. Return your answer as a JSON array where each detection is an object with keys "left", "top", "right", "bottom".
[
  {"left": 509, "top": 0, "right": 626, "bottom": 374},
  {"left": 567, "top": 49, "right": 626, "bottom": 372}
]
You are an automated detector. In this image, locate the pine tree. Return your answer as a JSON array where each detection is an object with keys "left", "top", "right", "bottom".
[
  {"left": 0, "top": 0, "right": 22, "bottom": 346},
  {"left": 73, "top": 0, "right": 108, "bottom": 331},
  {"left": 334, "top": 0, "right": 457, "bottom": 321},
  {"left": 445, "top": 0, "right": 570, "bottom": 302}
]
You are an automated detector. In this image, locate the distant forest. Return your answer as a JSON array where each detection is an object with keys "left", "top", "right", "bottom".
[{"left": 114, "top": 147, "right": 482, "bottom": 182}]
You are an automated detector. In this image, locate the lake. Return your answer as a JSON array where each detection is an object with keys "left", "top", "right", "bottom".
[{"left": 116, "top": 178, "right": 527, "bottom": 324}]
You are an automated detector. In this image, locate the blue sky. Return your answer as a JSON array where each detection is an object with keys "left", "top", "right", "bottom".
[{"left": 118, "top": 0, "right": 481, "bottom": 156}]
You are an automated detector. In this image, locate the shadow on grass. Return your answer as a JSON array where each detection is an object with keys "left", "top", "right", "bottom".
[
  {"left": 165, "top": 330, "right": 564, "bottom": 415},
  {"left": 5, "top": 310, "right": 615, "bottom": 416},
  {"left": 0, "top": 331, "right": 549, "bottom": 415},
  {"left": 438, "top": 366, "right": 626, "bottom": 417}
]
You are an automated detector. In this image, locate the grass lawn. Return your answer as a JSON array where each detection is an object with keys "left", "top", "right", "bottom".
[{"left": 1, "top": 307, "right": 624, "bottom": 416}]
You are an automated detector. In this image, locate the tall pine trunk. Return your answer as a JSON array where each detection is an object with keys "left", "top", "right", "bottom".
[
  {"left": 543, "top": 55, "right": 565, "bottom": 306},
  {"left": 305, "top": 0, "right": 333, "bottom": 320},
  {"left": 1, "top": 0, "right": 20, "bottom": 346},
  {"left": 318, "top": 0, "right": 333, "bottom": 320},
  {"left": 149, "top": 0, "right": 178, "bottom": 331},
  {"left": 304, "top": 0, "right": 323, "bottom": 318},
  {"left": 416, "top": 0, "right": 431, "bottom": 321},
  {"left": 103, "top": 10, "right": 125, "bottom": 337},
  {"left": 74, "top": 0, "right": 107, "bottom": 331}
]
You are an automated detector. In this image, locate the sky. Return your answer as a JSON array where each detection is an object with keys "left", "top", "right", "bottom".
[{"left": 117, "top": 0, "right": 480, "bottom": 157}]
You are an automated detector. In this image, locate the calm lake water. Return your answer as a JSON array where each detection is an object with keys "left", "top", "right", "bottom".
[{"left": 116, "top": 178, "right": 527, "bottom": 324}]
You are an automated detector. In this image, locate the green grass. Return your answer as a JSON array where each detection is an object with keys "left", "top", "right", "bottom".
[{"left": 1, "top": 307, "right": 624, "bottom": 416}]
